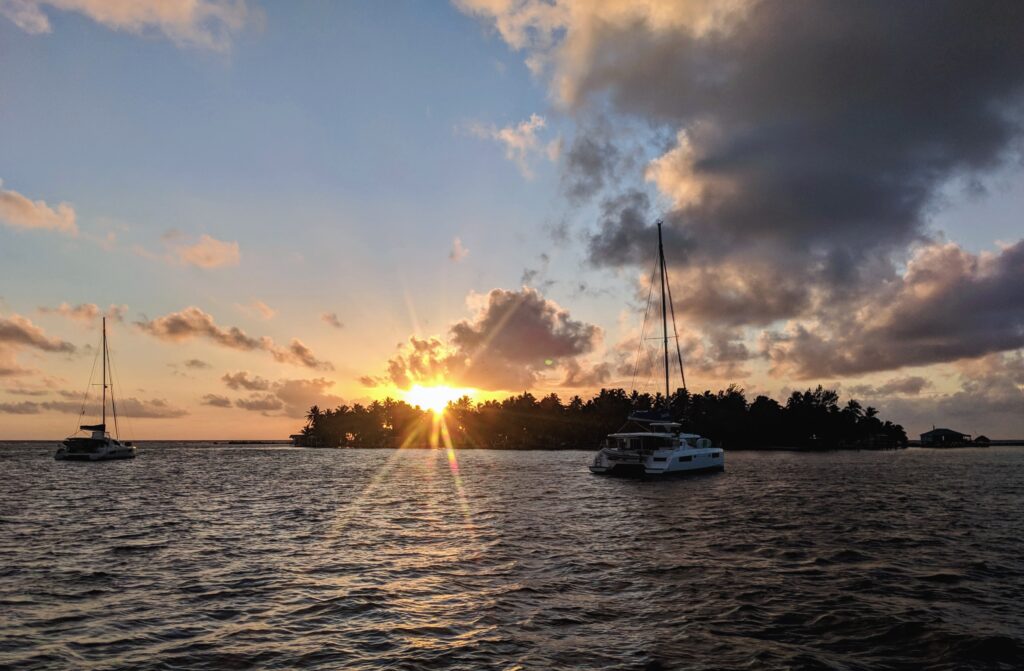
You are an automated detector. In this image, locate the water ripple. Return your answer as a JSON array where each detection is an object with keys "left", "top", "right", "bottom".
[{"left": 1, "top": 443, "right": 1023, "bottom": 669}]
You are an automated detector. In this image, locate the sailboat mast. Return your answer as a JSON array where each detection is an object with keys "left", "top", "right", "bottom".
[
  {"left": 101, "top": 316, "right": 107, "bottom": 429},
  {"left": 657, "top": 221, "right": 670, "bottom": 405}
]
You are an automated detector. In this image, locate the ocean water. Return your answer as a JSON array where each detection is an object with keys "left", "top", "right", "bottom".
[{"left": 1, "top": 443, "right": 1023, "bottom": 670}]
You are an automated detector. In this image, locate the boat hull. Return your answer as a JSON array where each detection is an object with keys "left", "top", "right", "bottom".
[
  {"left": 590, "top": 462, "right": 724, "bottom": 478},
  {"left": 55, "top": 438, "right": 136, "bottom": 461},
  {"left": 590, "top": 445, "right": 724, "bottom": 477}
]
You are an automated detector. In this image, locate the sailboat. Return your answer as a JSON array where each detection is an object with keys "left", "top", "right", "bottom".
[
  {"left": 589, "top": 221, "right": 725, "bottom": 477},
  {"left": 54, "top": 317, "right": 136, "bottom": 461}
]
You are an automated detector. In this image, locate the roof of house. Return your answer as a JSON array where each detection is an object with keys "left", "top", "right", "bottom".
[{"left": 921, "top": 427, "right": 969, "bottom": 437}]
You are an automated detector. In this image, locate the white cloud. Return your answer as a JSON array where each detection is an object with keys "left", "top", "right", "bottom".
[
  {"left": 468, "top": 113, "right": 559, "bottom": 179},
  {"left": 449, "top": 236, "right": 469, "bottom": 262}
]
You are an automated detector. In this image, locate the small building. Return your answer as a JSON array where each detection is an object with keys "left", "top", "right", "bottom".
[
  {"left": 974, "top": 435, "right": 991, "bottom": 447},
  {"left": 920, "top": 427, "right": 971, "bottom": 447}
]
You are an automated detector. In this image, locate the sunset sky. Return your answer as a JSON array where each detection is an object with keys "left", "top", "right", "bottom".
[{"left": 2, "top": 1, "right": 1022, "bottom": 439}]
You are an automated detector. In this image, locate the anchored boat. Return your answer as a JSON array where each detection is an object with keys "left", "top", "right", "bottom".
[
  {"left": 55, "top": 317, "right": 136, "bottom": 461},
  {"left": 590, "top": 222, "right": 724, "bottom": 477}
]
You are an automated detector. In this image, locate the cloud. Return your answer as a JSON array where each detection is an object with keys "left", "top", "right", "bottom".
[
  {"left": 468, "top": 113, "right": 559, "bottom": 179},
  {"left": 221, "top": 370, "right": 270, "bottom": 391},
  {"left": 848, "top": 376, "right": 932, "bottom": 398},
  {"left": 560, "top": 359, "right": 611, "bottom": 388},
  {"left": 136, "top": 306, "right": 333, "bottom": 370},
  {"left": 857, "top": 352, "right": 1024, "bottom": 437},
  {"left": 29, "top": 397, "right": 188, "bottom": 418},
  {"left": 234, "top": 394, "right": 283, "bottom": 412},
  {"left": 321, "top": 312, "right": 344, "bottom": 329},
  {"left": 0, "top": 0, "right": 255, "bottom": 50},
  {"left": 0, "top": 313, "right": 76, "bottom": 353},
  {"left": 169, "top": 233, "right": 240, "bottom": 269},
  {"left": 220, "top": 376, "right": 342, "bottom": 417},
  {"left": 271, "top": 377, "right": 343, "bottom": 418},
  {"left": 235, "top": 299, "right": 276, "bottom": 320},
  {"left": 458, "top": 1, "right": 1024, "bottom": 376},
  {"left": 763, "top": 240, "right": 1024, "bottom": 378},
  {"left": 183, "top": 358, "right": 211, "bottom": 369},
  {"left": 374, "top": 287, "right": 602, "bottom": 391},
  {"left": 201, "top": 393, "right": 231, "bottom": 407},
  {"left": 449, "top": 236, "right": 469, "bottom": 263},
  {"left": 0, "top": 179, "right": 77, "bottom": 235},
  {"left": 4, "top": 387, "right": 49, "bottom": 396},
  {"left": 38, "top": 302, "right": 127, "bottom": 324},
  {"left": 0, "top": 401, "right": 42, "bottom": 414}
]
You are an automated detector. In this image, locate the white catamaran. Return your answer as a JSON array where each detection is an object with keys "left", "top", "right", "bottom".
[
  {"left": 590, "top": 221, "right": 725, "bottom": 477},
  {"left": 54, "top": 317, "right": 136, "bottom": 461}
]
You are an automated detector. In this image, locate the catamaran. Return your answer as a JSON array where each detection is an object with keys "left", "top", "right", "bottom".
[
  {"left": 590, "top": 221, "right": 724, "bottom": 477},
  {"left": 54, "top": 317, "right": 136, "bottom": 461}
]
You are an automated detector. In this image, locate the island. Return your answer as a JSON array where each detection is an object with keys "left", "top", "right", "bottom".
[{"left": 295, "top": 386, "right": 908, "bottom": 450}]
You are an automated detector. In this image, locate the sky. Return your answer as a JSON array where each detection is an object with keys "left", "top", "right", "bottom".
[{"left": 1, "top": 0, "right": 1022, "bottom": 439}]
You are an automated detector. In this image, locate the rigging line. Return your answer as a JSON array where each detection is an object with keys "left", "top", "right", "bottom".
[
  {"left": 663, "top": 258, "right": 687, "bottom": 391},
  {"left": 106, "top": 339, "right": 119, "bottom": 439},
  {"left": 630, "top": 254, "right": 660, "bottom": 395},
  {"left": 75, "top": 341, "right": 102, "bottom": 435},
  {"left": 109, "top": 345, "right": 134, "bottom": 442}
]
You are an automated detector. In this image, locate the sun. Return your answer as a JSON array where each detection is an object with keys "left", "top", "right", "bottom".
[{"left": 403, "top": 384, "right": 473, "bottom": 414}]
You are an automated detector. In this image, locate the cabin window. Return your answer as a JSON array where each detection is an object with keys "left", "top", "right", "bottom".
[
  {"left": 679, "top": 456, "right": 693, "bottom": 462},
  {"left": 652, "top": 457, "right": 666, "bottom": 462},
  {"left": 709, "top": 453, "right": 719, "bottom": 458}
]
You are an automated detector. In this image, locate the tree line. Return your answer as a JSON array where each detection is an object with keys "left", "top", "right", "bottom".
[{"left": 299, "top": 385, "right": 907, "bottom": 450}]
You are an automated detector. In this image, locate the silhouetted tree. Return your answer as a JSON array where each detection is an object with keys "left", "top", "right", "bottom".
[{"left": 300, "top": 386, "right": 908, "bottom": 450}]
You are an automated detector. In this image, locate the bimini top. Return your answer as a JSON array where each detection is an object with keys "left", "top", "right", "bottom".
[
  {"left": 80, "top": 423, "right": 106, "bottom": 432},
  {"left": 609, "top": 431, "right": 704, "bottom": 440}
]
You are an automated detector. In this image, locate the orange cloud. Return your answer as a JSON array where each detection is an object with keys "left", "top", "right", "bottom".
[
  {"left": 0, "top": 180, "right": 77, "bottom": 235},
  {"left": 0, "top": 0, "right": 255, "bottom": 50},
  {"left": 136, "top": 306, "right": 333, "bottom": 370}
]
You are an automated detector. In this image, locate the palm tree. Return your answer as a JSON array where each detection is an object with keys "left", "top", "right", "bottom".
[{"left": 305, "top": 404, "right": 321, "bottom": 430}]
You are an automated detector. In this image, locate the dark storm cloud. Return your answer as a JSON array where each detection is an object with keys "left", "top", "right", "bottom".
[
  {"left": 763, "top": 240, "right": 1024, "bottom": 378},
  {"left": 560, "top": 117, "right": 641, "bottom": 204},
  {"left": 572, "top": 1, "right": 1024, "bottom": 325}
]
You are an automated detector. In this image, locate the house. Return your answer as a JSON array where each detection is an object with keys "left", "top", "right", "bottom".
[
  {"left": 974, "top": 435, "right": 991, "bottom": 447},
  {"left": 920, "top": 427, "right": 971, "bottom": 447}
]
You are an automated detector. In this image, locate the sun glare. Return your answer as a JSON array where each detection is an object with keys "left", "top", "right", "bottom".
[{"left": 403, "top": 384, "right": 473, "bottom": 414}]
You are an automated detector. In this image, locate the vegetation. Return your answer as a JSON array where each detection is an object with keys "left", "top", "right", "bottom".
[{"left": 300, "top": 386, "right": 907, "bottom": 450}]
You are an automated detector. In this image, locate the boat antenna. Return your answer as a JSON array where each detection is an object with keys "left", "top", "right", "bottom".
[{"left": 657, "top": 221, "right": 670, "bottom": 408}]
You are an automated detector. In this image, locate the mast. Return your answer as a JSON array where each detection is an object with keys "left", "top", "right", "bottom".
[
  {"left": 101, "top": 316, "right": 107, "bottom": 429},
  {"left": 657, "top": 221, "right": 670, "bottom": 405}
]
